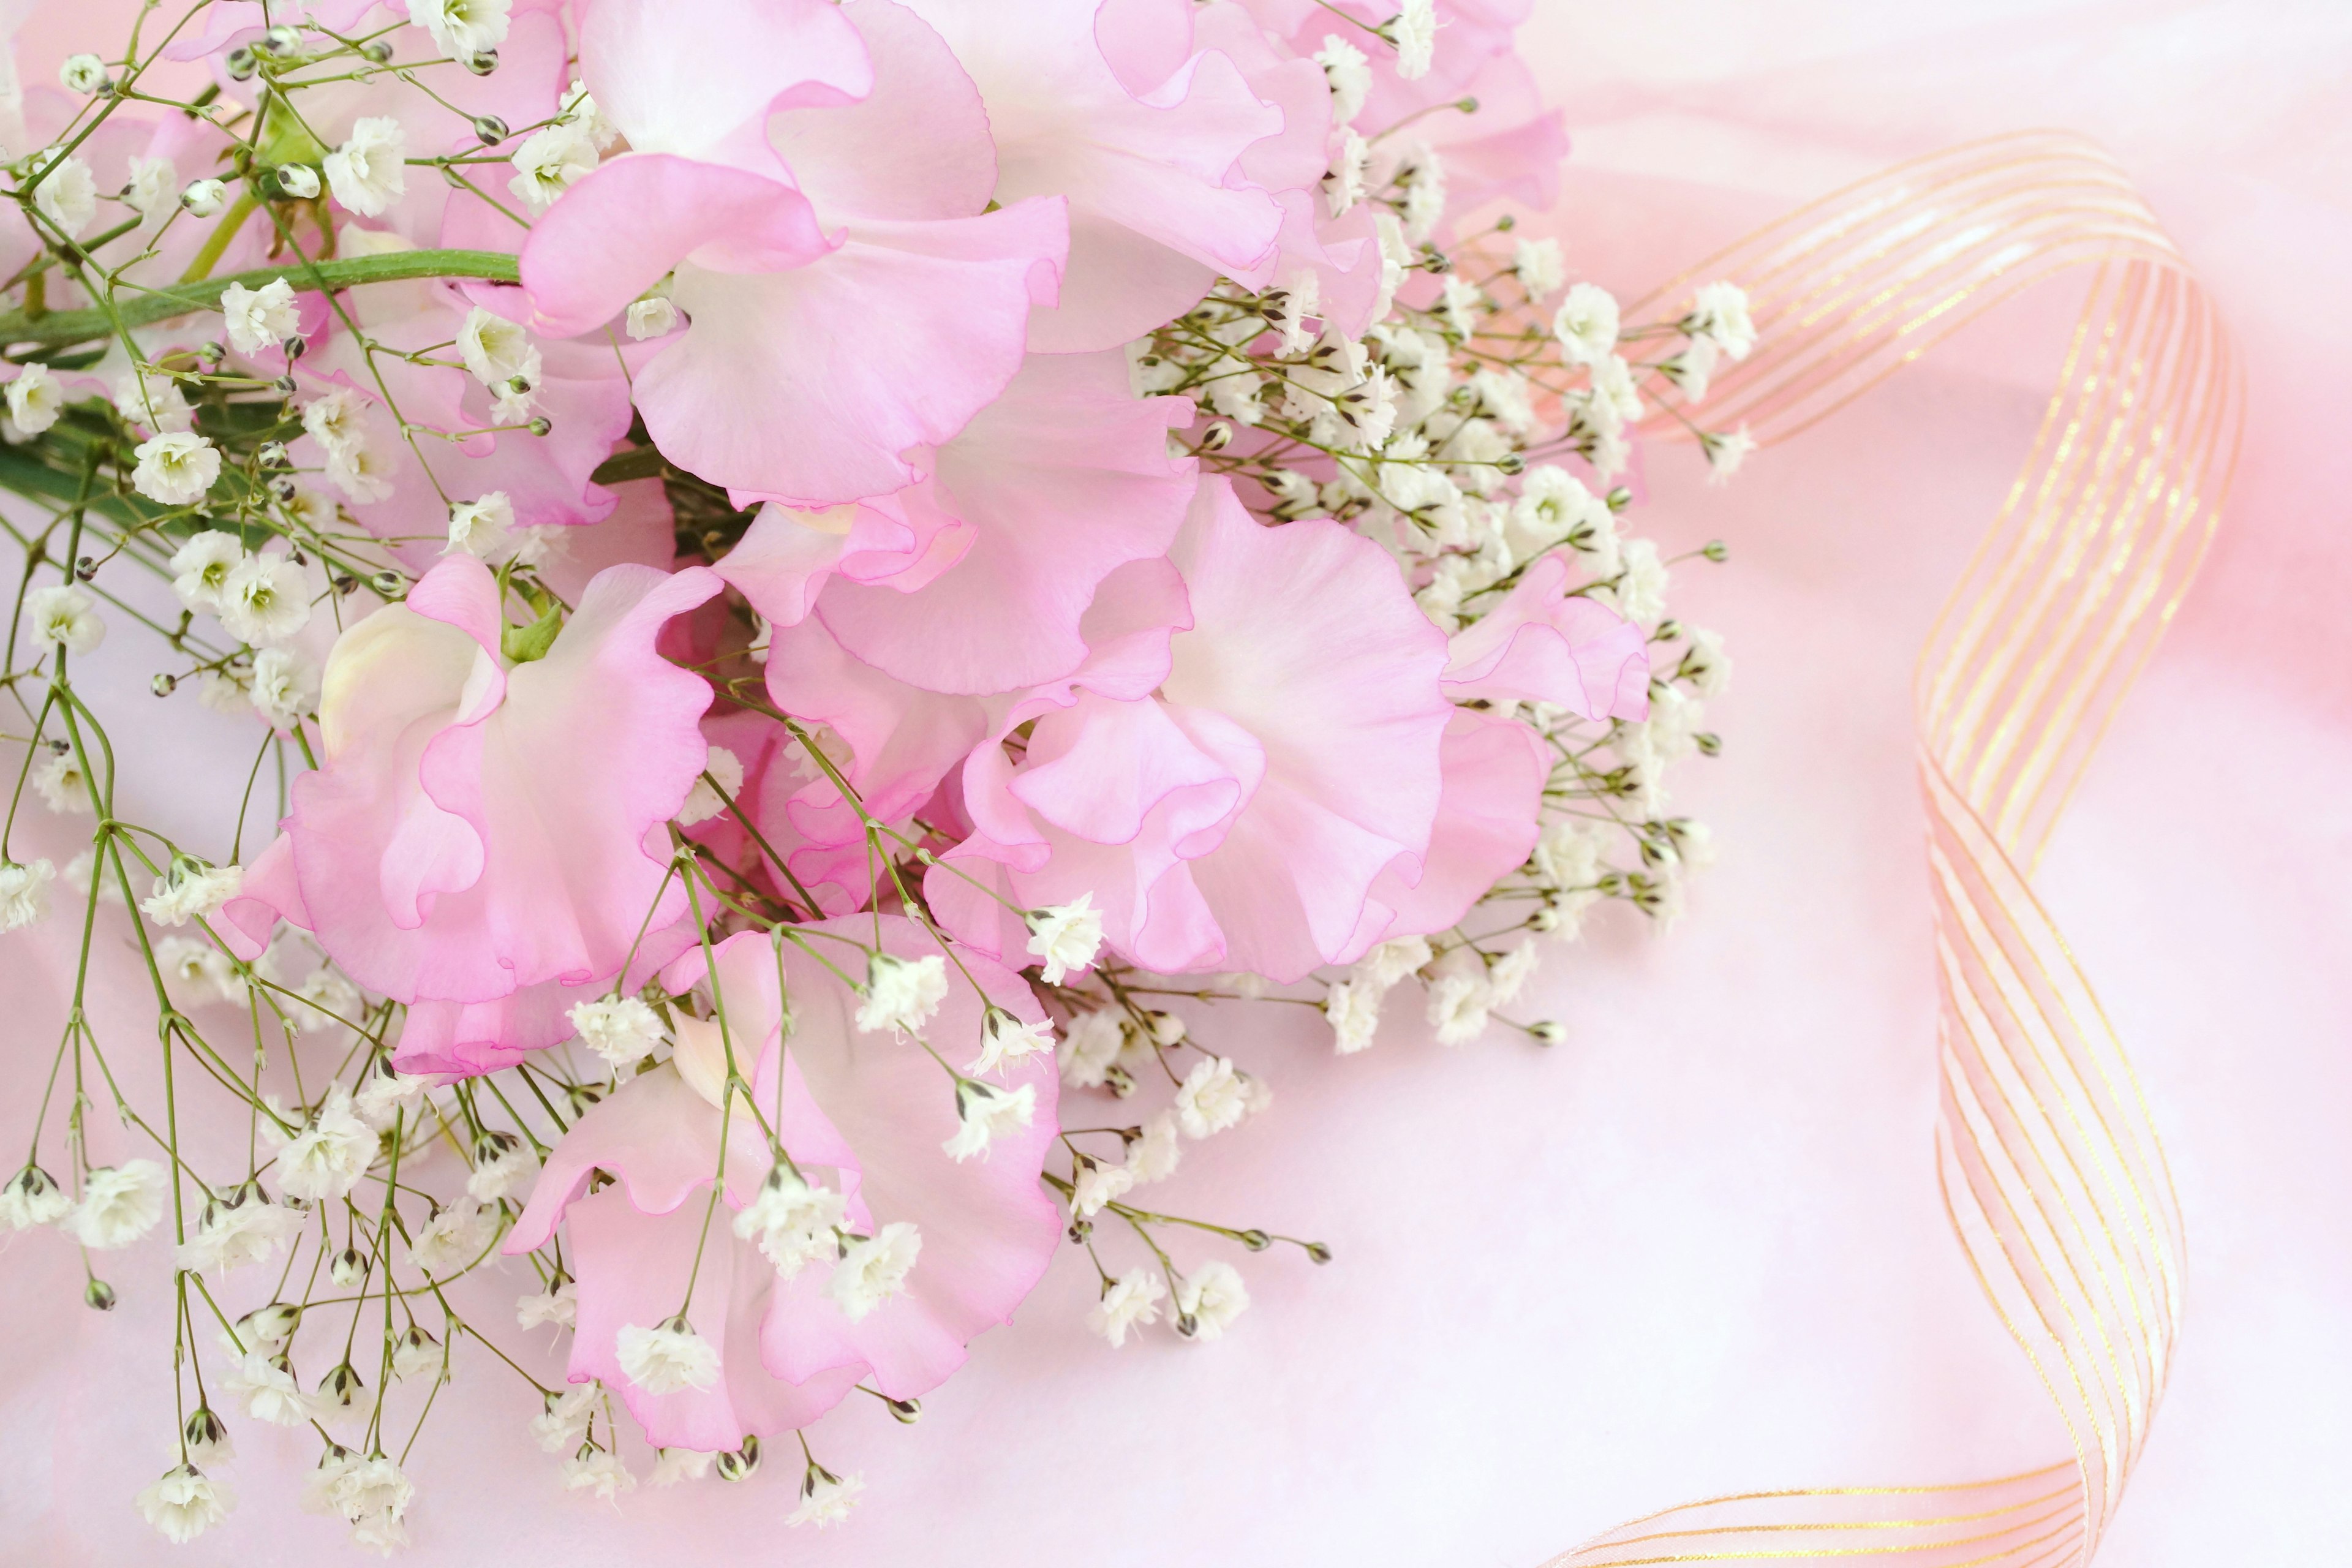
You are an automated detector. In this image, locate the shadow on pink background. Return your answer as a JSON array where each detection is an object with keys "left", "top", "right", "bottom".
[{"left": 1, "top": 2, "right": 2343, "bottom": 1563}]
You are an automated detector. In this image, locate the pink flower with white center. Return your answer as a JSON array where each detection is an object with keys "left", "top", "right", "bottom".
[
  {"left": 506, "top": 918, "right": 1059, "bottom": 1454},
  {"left": 930, "top": 478, "right": 1456, "bottom": 983},
  {"left": 219, "top": 557, "right": 722, "bottom": 1076},
  {"left": 901, "top": 0, "right": 1287, "bottom": 350},
  {"left": 520, "top": 0, "right": 1068, "bottom": 508}
]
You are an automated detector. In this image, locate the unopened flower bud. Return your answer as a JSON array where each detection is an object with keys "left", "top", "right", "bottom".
[
  {"left": 1102, "top": 1063, "right": 1136, "bottom": 1099},
  {"left": 273, "top": 164, "right": 321, "bottom": 200},
  {"left": 1606, "top": 485, "right": 1632, "bottom": 511},
  {"left": 74, "top": 555, "right": 96, "bottom": 581},
  {"left": 184, "top": 1406, "right": 229, "bottom": 1452},
  {"left": 1145, "top": 1011, "right": 1186, "bottom": 1047},
  {"left": 1065, "top": 1217, "right": 1093, "bottom": 1245},
  {"left": 1199, "top": 420, "right": 1232, "bottom": 451},
  {"left": 361, "top": 39, "right": 394, "bottom": 63},
  {"left": 225, "top": 46, "right": 258, "bottom": 80},
  {"left": 1456, "top": 96, "right": 1480, "bottom": 114},
  {"left": 565, "top": 1082, "right": 605, "bottom": 1116},
  {"left": 268, "top": 474, "right": 298, "bottom": 502},
  {"left": 526, "top": 416, "right": 552, "bottom": 437},
  {"left": 181, "top": 178, "right": 228, "bottom": 216},
  {"left": 281, "top": 334, "right": 306, "bottom": 361},
  {"left": 256, "top": 440, "right": 290, "bottom": 468},
  {"left": 330, "top": 1246, "right": 366, "bottom": 1286},
  {"left": 1530, "top": 1020, "right": 1566, "bottom": 1046},
  {"left": 320, "top": 1360, "right": 364, "bottom": 1408},
  {"left": 332, "top": 573, "right": 360, "bottom": 597},
  {"left": 198, "top": 341, "right": 226, "bottom": 367},
  {"left": 886, "top": 1396, "right": 922, "bottom": 1424},
  {"left": 1237, "top": 1229, "right": 1272, "bottom": 1252},
  {"left": 369, "top": 569, "right": 405, "bottom": 598},
  {"left": 1497, "top": 451, "right": 1526, "bottom": 475},
  {"left": 149, "top": 673, "right": 176, "bottom": 697},
  {"left": 1494, "top": 212, "right": 1517, "bottom": 232},
  {"left": 716, "top": 1434, "right": 760, "bottom": 1482},
  {"left": 1695, "top": 731, "right": 1722, "bottom": 757},
  {"left": 1175, "top": 1311, "right": 1199, "bottom": 1339},
  {"left": 237, "top": 1301, "right": 301, "bottom": 1345},
  {"left": 85, "top": 1278, "right": 118, "bottom": 1311},
  {"left": 1702, "top": 538, "right": 1729, "bottom": 562},
  {"left": 472, "top": 114, "right": 509, "bottom": 145},
  {"left": 462, "top": 48, "right": 500, "bottom": 75},
  {"left": 258, "top": 23, "right": 301, "bottom": 56},
  {"left": 272, "top": 373, "right": 298, "bottom": 395},
  {"left": 1305, "top": 1240, "right": 1334, "bottom": 1264}
]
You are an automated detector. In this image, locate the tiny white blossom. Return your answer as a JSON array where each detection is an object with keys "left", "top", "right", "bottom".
[
  {"left": 1176, "top": 1260, "right": 1250, "bottom": 1341},
  {"left": 1400, "top": 145, "right": 1446, "bottom": 240},
  {"left": 625, "top": 293, "right": 680, "bottom": 339},
  {"left": 1687, "top": 281, "right": 1757, "bottom": 361},
  {"left": 406, "top": 1199, "right": 492, "bottom": 1275},
  {"left": 1590, "top": 353, "right": 1644, "bottom": 428},
  {"left": 561, "top": 78, "right": 621, "bottom": 149},
  {"left": 1071, "top": 1155, "right": 1134, "bottom": 1218},
  {"left": 1608, "top": 537, "right": 1670, "bottom": 624},
  {"left": 116, "top": 366, "right": 192, "bottom": 433},
  {"left": 562, "top": 1449, "right": 636, "bottom": 1504},
  {"left": 409, "top": 0, "right": 511, "bottom": 60},
  {"left": 1174, "top": 1055, "right": 1250, "bottom": 1139},
  {"left": 251, "top": 647, "right": 320, "bottom": 731},
  {"left": 529, "top": 1386, "right": 596, "bottom": 1453},
  {"left": 1057, "top": 1009, "right": 1125, "bottom": 1088},
  {"left": 4, "top": 362, "right": 64, "bottom": 435},
  {"left": 968, "top": 1007, "right": 1054, "bottom": 1076},
  {"left": 177, "top": 1186, "right": 305, "bottom": 1274},
  {"left": 31, "top": 750, "right": 89, "bottom": 815},
  {"left": 70, "top": 1159, "right": 168, "bottom": 1249},
  {"left": 132, "top": 430, "right": 222, "bottom": 506},
  {"left": 1486, "top": 937, "right": 1540, "bottom": 1006},
  {"left": 652, "top": 1449, "right": 714, "bottom": 1487},
  {"left": 288, "top": 965, "right": 361, "bottom": 1035},
  {"left": 218, "top": 552, "right": 311, "bottom": 645},
  {"left": 1023, "top": 894, "right": 1103, "bottom": 984},
  {"left": 1704, "top": 424, "right": 1757, "bottom": 484},
  {"left": 1553, "top": 282, "right": 1620, "bottom": 369},
  {"left": 1128, "top": 1110, "right": 1183, "bottom": 1183},
  {"left": 1354, "top": 934, "right": 1432, "bottom": 990},
  {"left": 23, "top": 584, "right": 106, "bottom": 655},
  {"left": 569, "top": 995, "right": 665, "bottom": 1068},
  {"left": 517, "top": 1282, "right": 578, "bottom": 1333},
  {"left": 854, "top": 952, "right": 947, "bottom": 1035},
  {"left": 227, "top": 1352, "right": 316, "bottom": 1425},
  {"left": 274, "top": 164, "right": 322, "bottom": 200},
  {"left": 140, "top": 861, "right": 241, "bottom": 926},
  {"left": 302, "top": 386, "right": 372, "bottom": 458},
  {"left": 1427, "top": 968, "right": 1491, "bottom": 1046},
  {"left": 1324, "top": 126, "right": 1370, "bottom": 217},
  {"left": 788, "top": 1471, "right": 864, "bottom": 1529},
  {"left": 509, "top": 120, "right": 600, "bottom": 211},
  {"left": 353, "top": 1058, "right": 431, "bottom": 1128},
  {"left": 137, "top": 1464, "right": 233, "bottom": 1544},
  {"left": 1680, "top": 626, "right": 1731, "bottom": 697},
  {"left": 1515, "top": 236, "right": 1567, "bottom": 301},
  {"left": 181, "top": 177, "right": 228, "bottom": 217},
  {"left": 220, "top": 276, "right": 300, "bottom": 355},
  {"left": 1660, "top": 334, "right": 1720, "bottom": 404},
  {"left": 943, "top": 1080, "right": 1036, "bottom": 1162},
  {"left": 458, "top": 305, "right": 535, "bottom": 390},
  {"left": 445, "top": 489, "right": 517, "bottom": 559},
  {"left": 1087, "top": 1267, "right": 1165, "bottom": 1348},
  {"left": 1316, "top": 34, "right": 1372, "bottom": 125},
  {"left": 157, "top": 934, "right": 248, "bottom": 1007},
  {"left": 168, "top": 530, "right": 244, "bottom": 612},
  {"left": 326, "top": 1454, "right": 415, "bottom": 1528},
  {"left": 674, "top": 743, "right": 742, "bottom": 826},
  {"left": 274, "top": 1087, "right": 377, "bottom": 1200},
  {"left": 324, "top": 116, "right": 409, "bottom": 216},
  {"left": 1391, "top": 0, "right": 1438, "bottom": 78},
  {"left": 325, "top": 435, "right": 398, "bottom": 503},
  {"left": 60, "top": 54, "right": 110, "bottom": 94},
  {"left": 126, "top": 155, "right": 178, "bottom": 222},
  {"left": 467, "top": 1132, "right": 536, "bottom": 1201},
  {"left": 616, "top": 1317, "right": 721, "bottom": 1395},
  {"left": 2, "top": 1164, "right": 73, "bottom": 1230},
  {"left": 1323, "top": 979, "right": 1381, "bottom": 1055},
  {"left": 1273, "top": 269, "right": 1320, "bottom": 356},
  {"left": 829, "top": 1220, "right": 920, "bottom": 1322},
  {"left": 731, "top": 1166, "right": 847, "bottom": 1280},
  {"left": 30, "top": 153, "right": 97, "bottom": 237}
]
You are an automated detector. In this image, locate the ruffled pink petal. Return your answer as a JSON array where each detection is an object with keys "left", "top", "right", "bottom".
[
  {"left": 1443, "top": 552, "right": 1651, "bottom": 720},
  {"left": 812, "top": 352, "right": 1198, "bottom": 693},
  {"left": 581, "top": 0, "right": 871, "bottom": 167},
  {"left": 519, "top": 156, "right": 834, "bottom": 340},
  {"left": 639, "top": 198, "right": 1067, "bottom": 507},
  {"left": 392, "top": 924, "right": 695, "bottom": 1077},
  {"left": 767, "top": 0, "right": 996, "bottom": 221},
  {"left": 1366, "top": 709, "right": 1548, "bottom": 940},
  {"left": 760, "top": 612, "right": 992, "bottom": 825}
]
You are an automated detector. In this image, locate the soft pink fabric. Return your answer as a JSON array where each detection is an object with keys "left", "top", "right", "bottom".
[{"left": 221, "top": 560, "right": 722, "bottom": 1071}]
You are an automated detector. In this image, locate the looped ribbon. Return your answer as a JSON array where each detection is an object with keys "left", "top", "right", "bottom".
[{"left": 1548, "top": 131, "right": 2244, "bottom": 1567}]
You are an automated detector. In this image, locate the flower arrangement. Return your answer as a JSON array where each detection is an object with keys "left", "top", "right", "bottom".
[{"left": 0, "top": 0, "right": 1747, "bottom": 1548}]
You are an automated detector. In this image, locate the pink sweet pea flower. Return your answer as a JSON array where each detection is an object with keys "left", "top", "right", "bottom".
[
  {"left": 506, "top": 918, "right": 1060, "bottom": 1453},
  {"left": 220, "top": 559, "right": 723, "bottom": 1073},
  {"left": 932, "top": 478, "right": 1455, "bottom": 982},
  {"left": 1441, "top": 551, "right": 1652, "bottom": 720},
  {"left": 520, "top": 0, "right": 1068, "bottom": 507},
  {"left": 902, "top": 0, "right": 1287, "bottom": 351}
]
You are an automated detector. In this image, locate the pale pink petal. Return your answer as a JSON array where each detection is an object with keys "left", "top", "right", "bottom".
[
  {"left": 582, "top": 0, "right": 871, "bottom": 166},
  {"left": 1366, "top": 709, "right": 1549, "bottom": 940},
  {"left": 1443, "top": 552, "right": 1651, "bottom": 720},
  {"left": 767, "top": 0, "right": 996, "bottom": 220}
]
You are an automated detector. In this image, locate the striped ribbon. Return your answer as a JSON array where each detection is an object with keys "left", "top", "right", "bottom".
[{"left": 1546, "top": 131, "right": 2242, "bottom": 1567}]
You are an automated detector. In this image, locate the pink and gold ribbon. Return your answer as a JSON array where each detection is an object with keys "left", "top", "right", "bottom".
[{"left": 1547, "top": 131, "right": 2242, "bottom": 1567}]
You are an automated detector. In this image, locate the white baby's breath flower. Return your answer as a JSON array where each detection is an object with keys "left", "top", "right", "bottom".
[
  {"left": 1590, "top": 353, "right": 1644, "bottom": 429},
  {"left": 1128, "top": 1110, "right": 1183, "bottom": 1183},
  {"left": 274, "top": 164, "right": 322, "bottom": 200},
  {"left": 353, "top": 1057, "right": 431, "bottom": 1128},
  {"left": 250, "top": 646, "right": 320, "bottom": 731},
  {"left": 406, "top": 1199, "right": 492, "bottom": 1275},
  {"left": 467, "top": 1130, "right": 536, "bottom": 1201},
  {"left": 788, "top": 1471, "right": 863, "bottom": 1528},
  {"left": 674, "top": 744, "right": 742, "bottom": 826},
  {"left": 181, "top": 177, "right": 228, "bottom": 217},
  {"left": 169, "top": 531, "right": 244, "bottom": 612},
  {"left": 1324, "top": 126, "right": 1370, "bottom": 218},
  {"left": 1686, "top": 281, "right": 1757, "bottom": 361},
  {"left": 1553, "top": 282, "right": 1620, "bottom": 369},
  {"left": 1400, "top": 145, "right": 1446, "bottom": 240},
  {"left": 140, "top": 860, "right": 241, "bottom": 926},
  {"left": 70, "top": 1159, "right": 168, "bottom": 1249},
  {"left": 4, "top": 362, "right": 63, "bottom": 434},
  {"left": 1174, "top": 1055, "right": 1250, "bottom": 1139},
  {"left": 562, "top": 1449, "right": 636, "bottom": 1504},
  {"left": 323, "top": 117, "right": 409, "bottom": 217},
  {"left": 60, "top": 53, "right": 110, "bottom": 94},
  {"left": 1514, "top": 236, "right": 1566, "bottom": 301},
  {"left": 274, "top": 1087, "right": 377, "bottom": 1201},
  {"left": 1703, "top": 424, "right": 1757, "bottom": 484},
  {"left": 1354, "top": 935, "right": 1432, "bottom": 990},
  {"left": 24, "top": 583, "right": 106, "bottom": 655},
  {"left": 302, "top": 387, "right": 371, "bottom": 458},
  {"left": 854, "top": 952, "right": 947, "bottom": 1035},
  {"left": 732, "top": 1166, "right": 847, "bottom": 1280},
  {"left": 137, "top": 1464, "right": 233, "bottom": 1544},
  {"left": 968, "top": 1006, "right": 1053, "bottom": 1076},
  {"left": 126, "top": 155, "right": 178, "bottom": 221},
  {"left": 132, "top": 430, "right": 222, "bottom": 506},
  {"left": 227, "top": 1352, "right": 316, "bottom": 1425},
  {"left": 1486, "top": 937, "right": 1540, "bottom": 1007},
  {"left": 828, "top": 1220, "right": 920, "bottom": 1322},
  {"left": 569, "top": 995, "right": 665, "bottom": 1068},
  {"left": 1323, "top": 978, "right": 1381, "bottom": 1055},
  {"left": 1088, "top": 1267, "right": 1165, "bottom": 1348},
  {"left": 157, "top": 935, "right": 248, "bottom": 1006},
  {"left": 616, "top": 1317, "right": 720, "bottom": 1395},
  {"left": 1316, "top": 34, "right": 1372, "bottom": 125},
  {"left": 444, "top": 490, "right": 516, "bottom": 559},
  {"left": 624, "top": 293, "right": 680, "bottom": 339},
  {"left": 517, "top": 1282, "right": 577, "bottom": 1333},
  {"left": 176, "top": 1185, "right": 305, "bottom": 1274},
  {"left": 1023, "top": 894, "right": 1103, "bottom": 983},
  {"left": 1607, "top": 537, "right": 1670, "bottom": 624},
  {"left": 1071, "top": 1155, "right": 1134, "bottom": 1218},
  {"left": 529, "top": 1385, "right": 596, "bottom": 1453},
  {"left": 216, "top": 552, "right": 311, "bottom": 645},
  {"left": 652, "top": 1448, "right": 714, "bottom": 1487},
  {"left": 458, "top": 306, "right": 535, "bottom": 390},
  {"left": 409, "top": 0, "right": 511, "bottom": 60},
  {"left": 1176, "top": 1259, "right": 1251, "bottom": 1341},
  {"left": 221, "top": 277, "right": 300, "bottom": 355},
  {"left": 325, "top": 436, "right": 398, "bottom": 504},
  {"left": 2, "top": 1164, "right": 73, "bottom": 1230},
  {"left": 1390, "top": 0, "right": 1438, "bottom": 78},
  {"left": 31, "top": 750, "right": 89, "bottom": 815},
  {"left": 30, "top": 153, "right": 97, "bottom": 238},
  {"left": 509, "top": 119, "right": 600, "bottom": 211},
  {"left": 942, "top": 1080, "right": 1036, "bottom": 1163},
  {"left": 1427, "top": 967, "right": 1491, "bottom": 1047},
  {"left": 1057, "top": 1008, "right": 1125, "bottom": 1088}
]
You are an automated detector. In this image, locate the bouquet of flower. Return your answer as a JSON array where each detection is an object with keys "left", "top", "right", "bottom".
[{"left": 0, "top": 0, "right": 1749, "bottom": 1548}]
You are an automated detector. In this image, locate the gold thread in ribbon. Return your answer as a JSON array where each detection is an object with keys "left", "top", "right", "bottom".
[{"left": 1542, "top": 131, "right": 2240, "bottom": 1567}]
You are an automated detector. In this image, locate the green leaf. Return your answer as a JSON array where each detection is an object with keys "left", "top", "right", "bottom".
[{"left": 500, "top": 603, "right": 564, "bottom": 665}]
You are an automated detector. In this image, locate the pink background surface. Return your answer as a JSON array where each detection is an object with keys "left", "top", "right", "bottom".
[{"left": 4, "top": 2, "right": 2348, "bottom": 1562}]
